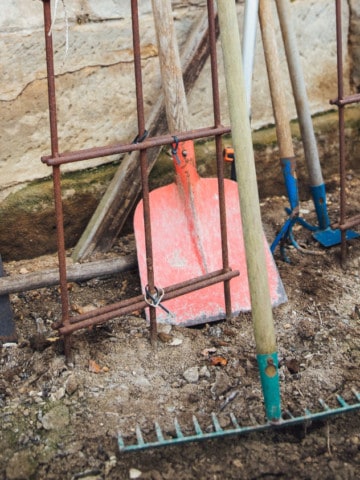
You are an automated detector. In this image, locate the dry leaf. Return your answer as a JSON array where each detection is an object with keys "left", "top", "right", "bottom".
[
  {"left": 89, "top": 359, "right": 102, "bottom": 373},
  {"left": 209, "top": 356, "right": 228, "bottom": 367}
]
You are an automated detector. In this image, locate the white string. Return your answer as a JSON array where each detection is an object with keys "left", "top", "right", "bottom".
[{"left": 48, "top": 0, "right": 70, "bottom": 62}]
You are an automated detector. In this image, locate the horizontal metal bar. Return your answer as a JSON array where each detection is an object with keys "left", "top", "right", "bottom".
[
  {"left": 330, "top": 93, "right": 360, "bottom": 106},
  {"left": 332, "top": 214, "right": 360, "bottom": 230},
  {"left": 58, "top": 268, "right": 239, "bottom": 335},
  {"left": 41, "top": 126, "right": 231, "bottom": 166}
]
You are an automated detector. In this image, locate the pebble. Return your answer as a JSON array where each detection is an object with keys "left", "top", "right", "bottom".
[
  {"left": 40, "top": 404, "right": 70, "bottom": 430},
  {"left": 183, "top": 366, "right": 199, "bottom": 383},
  {"left": 65, "top": 374, "right": 79, "bottom": 396},
  {"left": 50, "top": 387, "right": 65, "bottom": 402},
  {"left": 6, "top": 450, "right": 37, "bottom": 480},
  {"left": 199, "top": 366, "right": 211, "bottom": 378},
  {"left": 129, "top": 468, "right": 142, "bottom": 479}
]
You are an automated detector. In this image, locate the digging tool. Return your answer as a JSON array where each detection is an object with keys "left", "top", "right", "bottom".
[
  {"left": 275, "top": 0, "right": 359, "bottom": 247},
  {"left": 0, "top": 255, "right": 17, "bottom": 343},
  {"left": 133, "top": 0, "right": 286, "bottom": 326},
  {"left": 258, "top": 0, "right": 313, "bottom": 260}
]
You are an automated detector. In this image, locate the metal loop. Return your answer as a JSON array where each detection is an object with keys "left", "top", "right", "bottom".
[
  {"left": 171, "top": 136, "right": 181, "bottom": 165},
  {"left": 144, "top": 285, "right": 164, "bottom": 307},
  {"left": 132, "top": 129, "right": 149, "bottom": 144}
]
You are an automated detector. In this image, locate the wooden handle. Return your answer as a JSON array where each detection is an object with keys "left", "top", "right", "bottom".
[
  {"left": 151, "top": 0, "right": 189, "bottom": 133},
  {"left": 275, "top": 0, "right": 323, "bottom": 185},
  {"left": 259, "top": 0, "right": 294, "bottom": 159},
  {"left": 217, "top": 0, "right": 276, "bottom": 355}
]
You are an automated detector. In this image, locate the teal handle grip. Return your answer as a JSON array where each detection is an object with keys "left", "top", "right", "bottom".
[{"left": 257, "top": 352, "right": 281, "bottom": 422}]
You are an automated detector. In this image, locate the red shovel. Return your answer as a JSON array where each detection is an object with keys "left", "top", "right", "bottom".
[{"left": 134, "top": 0, "right": 286, "bottom": 326}]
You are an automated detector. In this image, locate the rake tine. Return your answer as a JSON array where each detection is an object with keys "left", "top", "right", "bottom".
[
  {"left": 230, "top": 412, "right": 241, "bottom": 428},
  {"left": 135, "top": 425, "right": 145, "bottom": 447},
  {"left": 118, "top": 433, "right": 125, "bottom": 450},
  {"left": 154, "top": 422, "right": 165, "bottom": 442},
  {"left": 352, "top": 389, "right": 360, "bottom": 402},
  {"left": 192, "top": 416, "right": 203, "bottom": 436},
  {"left": 284, "top": 409, "right": 295, "bottom": 419},
  {"left": 318, "top": 399, "right": 330, "bottom": 411},
  {"left": 211, "top": 413, "right": 223, "bottom": 433},
  {"left": 174, "top": 418, "right": 184, "bottom": 439},
  {"left": 336, "top": 395, "right": 349, "bottom": 408}
]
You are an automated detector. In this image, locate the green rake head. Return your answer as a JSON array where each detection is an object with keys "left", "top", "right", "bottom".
[{"left": 118, "top": 390, "right": 360, "bottom": 452}]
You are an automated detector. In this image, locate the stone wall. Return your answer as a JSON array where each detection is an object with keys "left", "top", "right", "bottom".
[{"left": 0, "top": 0, "right": 358, "bottom": 199}]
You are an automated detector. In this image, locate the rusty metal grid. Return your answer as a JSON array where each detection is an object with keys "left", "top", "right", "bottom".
[
  {"left": 330, "top": 0, "right": 360, "bottom": 263},
  {"left": 40, "top": 0, "right": 237, "bottom": 360}
]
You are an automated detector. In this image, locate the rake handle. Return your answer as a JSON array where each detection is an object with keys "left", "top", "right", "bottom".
[
  {"left": 275, "top": 0, "right": 323, "bottom": 187},
  {"left": 217, "top": 0, "right": 276, "bottom": 355}
]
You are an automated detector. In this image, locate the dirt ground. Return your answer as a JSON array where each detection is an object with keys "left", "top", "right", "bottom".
[{"left": 1, "top": 159, "right": 360, "bottom": 478}]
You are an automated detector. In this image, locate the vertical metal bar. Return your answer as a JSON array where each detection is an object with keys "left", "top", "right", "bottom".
[
  {"left": 42, "top": 0, "right": 71, "bottom": 359},
  {"left": 131, "top": 0, "right": 157, "bottom": 343},
  {"left": 335, "top": 0, "right": 347, "bottom": 263},
  {"left": 207, "top": 0, "right": 232, "bottom": 319}
]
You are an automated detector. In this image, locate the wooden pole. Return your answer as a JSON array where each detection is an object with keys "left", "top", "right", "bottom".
[
  {"left": 217, "top": 0, "right": 276, "bottom": 355},
  {"left": 217, "top": 0, "right": 281, "bottom": 421},
  {"left": 259, "top": 0, "right": 294, "bottom": 159},
  {"left": 0, "top": 255, "right": 137, "bottom": 296}
]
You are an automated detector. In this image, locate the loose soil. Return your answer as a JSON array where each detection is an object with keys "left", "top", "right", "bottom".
[
  {"left": 1, "top": 118, "right": 360, "bottom": 479},
  {"left": 1, "top": 189, "right": 359, "bottom": 479}
]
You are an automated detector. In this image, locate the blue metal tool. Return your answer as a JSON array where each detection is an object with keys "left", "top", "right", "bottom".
[{"left": 275, "top": 0, "right": 359, "bottom": 247}]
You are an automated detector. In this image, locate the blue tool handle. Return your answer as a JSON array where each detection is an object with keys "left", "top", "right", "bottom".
[
  {"left": 281, "top": 157, "right": 299, "bottom": 212},
  {"left": 257, "top": 352, "right": 282, "bottom": 422},
  {"left": 310, "top": 183, "right": 331, "bottom": 230}
]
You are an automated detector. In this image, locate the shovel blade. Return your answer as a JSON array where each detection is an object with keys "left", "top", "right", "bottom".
[{"left": 134, "top": 178, "right": 286, "bottom": 326}]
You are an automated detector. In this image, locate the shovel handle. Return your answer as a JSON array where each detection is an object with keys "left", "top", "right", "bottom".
[
  {"left": 275, "top": 0, "right": 323, "bottom": 187},
  {"left": 151, "top": 0, "right": 189, "bottom": 133},
  {"left": 259, "top": 0, "right": 294, "bottom": 160}
]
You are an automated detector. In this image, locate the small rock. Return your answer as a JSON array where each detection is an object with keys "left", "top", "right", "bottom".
[
  {"left": 129, "top": 468, "right": 142, "bottom": 479},
  {"left": 41, "top": 404, "right": 70, "bottom": 430},
  {"left": 6, "top": 450, "right": 37, "bottom": 480},
  {"left": 297, "top": 318, "right": 315, "bottom": 339},
  {"left": 199, "top": 366, "right": 211, "bottom": 378},
  {"left": 183, "top": 366, "right": 199, "bottom": 383},
  {"left": 211, "top": 371, "right": 230, "bottom": 397},
  {"left": 65, "top": 374, "right": 79, "bottom": 395},
  {"left": 157, "top": 323, "right": 172, "bottom": 334},
  {"left": 169, "top": 337, "right": 182, "bottom": 346},
  {"left": 158, "top": 332, "right": 173, "bottom": 343},
  {"left": 50, "top": 387, "right": 65, "bottom": 402}
]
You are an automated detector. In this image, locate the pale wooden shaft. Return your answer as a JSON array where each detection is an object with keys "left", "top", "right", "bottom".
[
  {"left": 259, "top": 0, "right": 294, "bottom": 159},
  {"left": 217, "top": 0, "right": 276, "bottom": 354}
]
